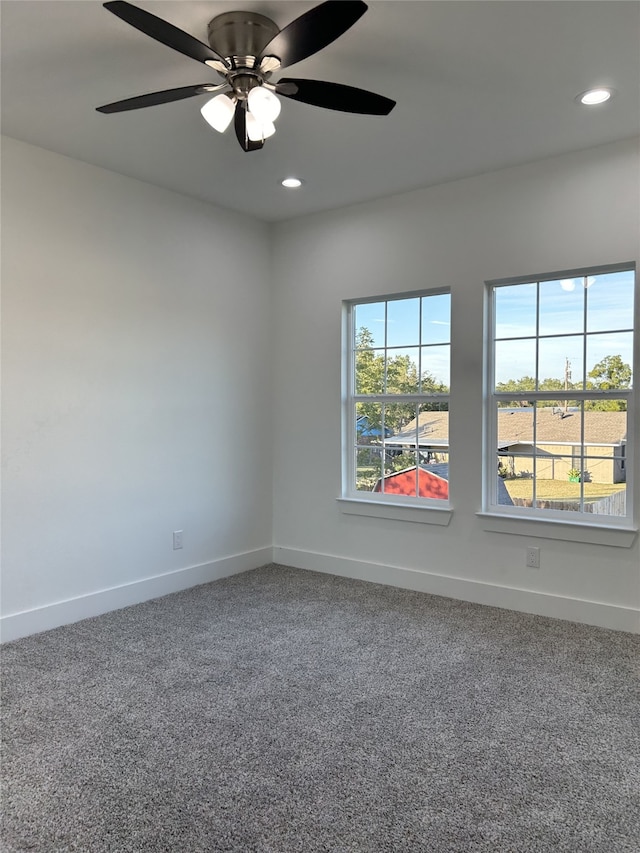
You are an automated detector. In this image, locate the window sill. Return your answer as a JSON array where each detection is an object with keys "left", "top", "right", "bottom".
[
  {"left": 477, "top": 512, "right": 637, "bottom": 548},
  {"left": 337, "top": 497, "right": 453, "bottom": 526}
]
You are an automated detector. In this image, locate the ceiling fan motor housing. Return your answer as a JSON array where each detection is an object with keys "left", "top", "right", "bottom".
[{"left": 207, "top": 11, "right": 279, "bottom": 64}]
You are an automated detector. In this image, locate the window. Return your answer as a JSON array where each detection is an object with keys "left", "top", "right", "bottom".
[
  {"left": 485, "top": 264, "right": 635, "bottom": 526},
  {"left": 343, "top": 291, "right": 451, "bottom": 505}
]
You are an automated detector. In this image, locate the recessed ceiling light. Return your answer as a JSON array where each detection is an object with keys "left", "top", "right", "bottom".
[
  {"left": 281, "top": 177, "right": 303, "bottom": 189},
  {"left": 577, "top": 87, "right": 614, "bottom": 106}
]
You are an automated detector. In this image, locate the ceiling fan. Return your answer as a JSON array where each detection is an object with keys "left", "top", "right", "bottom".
[{"left": 96, "top": 0, "right": 396, "bottom": 152}]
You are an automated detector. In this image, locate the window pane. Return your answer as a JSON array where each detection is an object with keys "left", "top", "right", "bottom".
[
  {"left": 583, "top": 455, "right": 627, "bottom": 517},
  {"left": 584, "top": 405, "right": 627, "bottom": 448},
  {"left": 355, "top": 402, "right": 383, "bottom": 443},
  {"left": 388, "top": 405, "right": 449, "bottom": 462},
  {"left": 355, "top": 402, "right": 382, "bottom": 492},
  {"left": 381, "top": 421, "right": 449, "bottom": 500},
  {"left": 384, "top": 404, "right": 418, "bottom": 454},
  {"left": 356, "top": 447, "right": 381, "bottom": 492},
  {"left": 416, "top": 405, "right": 449, "bottom": 469},
  {"left": 498, "top": 457, "right": 533, "bottom": 505},
  {"left": 355, "top": 348, "right": 385, "bottom": 394},
  {"left": 539, "top": 279, "right": 584, "bottom": 336},
  {"left": 421, "top": 345, "right": 450, "bottom": 390},
  {"left": 586, "top": 334, "right": 633, "bottom": 390},
  {"left": 532, "top": 455, "right": 582, "bottom": 512},
  {"left": 422, "top": 293, "right": 451, "bottom": 344},
  {"left": 495, "top": 340, "right": 536, "bottom": 391},
  {"left": 354, "top": 302, "right": 385, "bottom": 347},
  {"left": 387, "top": 298, "right": 420, "bottom": 347},
  {"left": 587, "top": 270, "right": 635, "bottom": 333},
  {"left": 384, "top": 402, "right": 416, "bottom": 436},
  {"left": 534, "top": 406, "right": 582, "bottom": 478},
  {"left": 537, "top": 336, "right": 584, "bottom": 390},
  {"left": 385, "top": 348, "right": 419, "bottom": 394},
  {"left": 585, "top": 483, "right": 627, "bottom": 517},
  {"left": 495, "top": 283, "right": 537, "bottom": 339},
  {"left": 497, "top": 403, "right": 534, "bottom": 470},
  {"left": 381, "top": 447, "right": 418, "bottom": 497}
]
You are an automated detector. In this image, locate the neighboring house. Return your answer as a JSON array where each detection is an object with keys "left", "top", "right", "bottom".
[
  {"left": 356, "top": 415, "right": 392, "bottom": 441},
  {"left": 386, "top": 412, "right": 450, "bottom": 462},
  {"left": 373, "top": 463, "right": 514, "bottom": 505},
  {"left": 373, "top": 463, "right": 449, "bottom": 499},
  {"left": 495, "top": 410, "right": 627, "bottom": 483},
  {"left": 387, "top": 410, "right": 627, "bottom": 483}
]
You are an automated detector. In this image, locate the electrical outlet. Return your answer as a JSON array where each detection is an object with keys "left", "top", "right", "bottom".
[
  {"left": 525, "top": 546, "right": 540, "bottom": 569},
  {"left": 173, "top": 530, "right": 183, "bottom": 550}
]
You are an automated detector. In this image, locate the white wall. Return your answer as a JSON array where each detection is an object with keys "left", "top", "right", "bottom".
[
  {"left": 271, "top": 138, "right": 640, "bottom": 632},
  {"left": 1, "top": 137, "right": 273, "bottom": 640},
  {"left": 2, "top": 136, "right": 639, "bottom": 641}
]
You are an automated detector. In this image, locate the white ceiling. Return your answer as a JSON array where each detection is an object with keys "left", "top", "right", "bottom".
[{"left": 2, "top": 1, "right": 639, "bottom": 222}]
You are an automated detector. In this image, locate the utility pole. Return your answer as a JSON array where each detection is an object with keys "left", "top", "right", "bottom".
[{"left": 564, "top": 357, "right": 571, "bottom": 412}]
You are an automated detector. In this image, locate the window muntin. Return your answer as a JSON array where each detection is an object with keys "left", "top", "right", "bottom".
[
  {"left": 346, "top": 291, "right": 451, "bottom": 504},
  {"left": 486, "top": 266, "right": 635, "bottom": 524}
]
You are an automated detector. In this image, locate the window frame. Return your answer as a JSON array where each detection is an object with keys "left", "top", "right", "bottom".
[
  {"left": 341, "top": 288, "right": 452, "bottom": 515},
  {"left": 483, "top": 262, "right": 636, "bottom": 531}
]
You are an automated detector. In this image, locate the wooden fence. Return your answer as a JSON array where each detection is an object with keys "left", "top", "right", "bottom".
[{"left": 512, "top": 491, "right": 626, "bottom": 516}]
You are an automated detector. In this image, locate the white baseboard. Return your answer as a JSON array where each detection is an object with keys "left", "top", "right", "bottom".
[
  {"left": 5, "top": 546, "right": 637, "bottom": 641},
  {"left": 1, "top": 547, "right": 273, "bottom": 643},
  {"left": 273, "top": 546, "right": 640, "bottom": 634}
]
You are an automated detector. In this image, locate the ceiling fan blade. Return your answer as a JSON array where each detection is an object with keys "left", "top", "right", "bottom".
[
  {"left": 103, "top": 1, "right": 227, "bottom": 67},
  {"left": 260, "top": 1, "right": 367, "bottom": 70},
  {"left": 276, "top": 78, "right": 396, "bottom": 115},
  {"left": 96, "top": 84, "right": 218, "bottom": 113},
  {"left": 233, "top": 102, "right": 264, "bottom": 152}
]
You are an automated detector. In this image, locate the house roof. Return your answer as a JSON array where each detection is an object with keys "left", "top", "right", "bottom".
[
  {"left": 388, "top": 410, "right": 627, "bottom": 447},
  {"left": 495, "top": 410, "right": 627, "bottom": 447},
  {"left": 388, "top": 413, "right": 450, "bottom": 447},
  {"left": 374, "top": 463, "right": 448, "bottom": 485}
]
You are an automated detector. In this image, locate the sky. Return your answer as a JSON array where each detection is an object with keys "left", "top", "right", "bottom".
[
  {"left": 354, "top": 270, "right": 634, "bottom": 389},
  {"left": 355, "top": 293, "right": 451, "bottom": 387},
  {"left": 493, "top": 269, "right": 634, "bottom": 386}
]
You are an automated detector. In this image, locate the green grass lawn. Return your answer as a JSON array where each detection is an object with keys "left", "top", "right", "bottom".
[{"left": 503, "top": 479, "right": 625, "bottom": 502}]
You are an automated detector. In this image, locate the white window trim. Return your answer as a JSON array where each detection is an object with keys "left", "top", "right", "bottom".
[
  {"left": 337, "top": 497, "right": 453, "bottom": 525},
  {"left": 341, "top": 289, "right": 452, "bottom": 522},
  {"left": 482, "top": 262, "right": 637, "bottom": 536},
  {"left": 477, "top": 511, "right": 636, "bottom": 547}
]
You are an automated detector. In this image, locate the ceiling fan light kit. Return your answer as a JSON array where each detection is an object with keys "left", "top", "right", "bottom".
[
  {"left": 247, "top": 113, "right": 276, "bottom": 141},
  {"left": 200, "top": 93, "right": 236, "bottom": 132},
  {"left": 96, "top": 0, "right": 396, "bottom": 152}
]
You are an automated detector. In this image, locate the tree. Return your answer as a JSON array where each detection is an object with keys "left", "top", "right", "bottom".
[
  {"left": 355, "top": 327, "right": 385, "bottom": 437},
  {"left": 355, "top": 327, "right": 448, "bottom": 434},
  {"left": 584, "top": 355, "right": 631, "bottom": 411},
  {"left": 588, "top": 355, "right": 632, "bottom": 391},
  {"left": 496, "top": 376, "right": 536, "bottom": 406},
  {"left": 355, "top": 327, "right": 383, "bottom": 394},
  {"left": 495, "top": 355, "right": 630, "bottom": 412}
]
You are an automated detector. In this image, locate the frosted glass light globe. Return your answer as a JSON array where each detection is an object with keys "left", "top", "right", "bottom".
[
  {"left": 247, "top": 87, "right": 281, "bottom": 123},
  {"left": 246, "top": 113, "right": 276, "bottom": 142},
  {"left": 200, "top": 94, "right": 235, "bottom": 132}
]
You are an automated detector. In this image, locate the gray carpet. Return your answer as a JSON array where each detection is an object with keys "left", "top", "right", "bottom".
[{"left": 1, "top": 564, "right": 639, "bottom": 853}]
